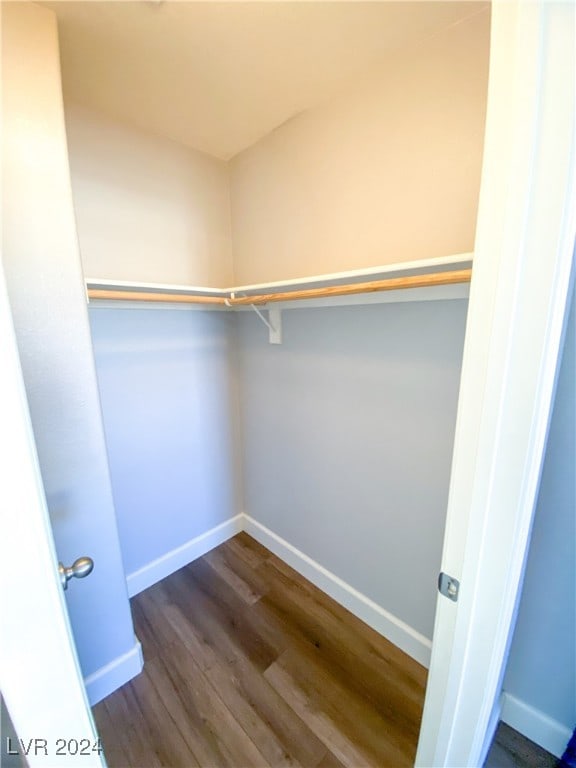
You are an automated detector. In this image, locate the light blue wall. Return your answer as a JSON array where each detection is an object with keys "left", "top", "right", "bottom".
[
  {"left": 504, "top": 283, "right": 575, "bottom": 731},
  {"left": 236, "top": 299, "right": 468, "bottom": 638},
  {"left": 88, "top": 308, "right": 237, "bottom": 578}
]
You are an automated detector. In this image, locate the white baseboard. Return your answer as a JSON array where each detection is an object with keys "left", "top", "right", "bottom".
[
  {"left": 242, "top": 514, "right": 432, "bottom": 668},
  {"left": 123, "top": 512, "right": 431, "bottom": 669},
  {"left": 501, "top": 691, "right": 573, "bottom": 758},
  {"left": 84, "top": 639, "right": 143, "bottom": 705},
  {"left": 126, "top": 514, "right": 244, "bottom": 597}
]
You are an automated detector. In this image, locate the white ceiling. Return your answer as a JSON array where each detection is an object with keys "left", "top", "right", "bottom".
[{"left": 47, "top": 1, "right": 488, "bottom": 160}]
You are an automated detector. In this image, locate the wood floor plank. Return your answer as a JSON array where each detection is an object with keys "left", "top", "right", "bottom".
[
  {"left": 203, "top": 544, "right": 267, "bottom": 605},
  {"left": 125, "top": 670, "right": 201, "bottom": 767},
  {"left": 92, "top": 700, "right": 130, "bottom": 768},
  {"left": 272, "top": 643, "right": 416, "bottom": 765},
  {"left": 181, "top": 559, "right": 286, "bottom": 667},
  {"left": 140, "top": 654, "right": 211, "bottom": 768},
  {"left": 161, "top": 603, "right": 327, "bottom": 768},
  {"left": 149, "top": 649, "right": 230, "bottom": 766},
  {"left": 130, "top": 596, "right": 166, "bottom": 663},
  {"left": 229, "top": 532, "right": 273, "bottom": 569},
  {"left": 264, "top": 659, "right": 373, "bottom": 768},
  {"left": 484, "top": 723, "right": 558, "bottom": 768},
  {"left": 93, "top": 534, "right": 426, "bottom": 768},
  {"left": 147, "top": 647, "right": 270, "bottom": 768},
  {"left": 314, "top": 750, "right": 347, "bottom": 768},
  {"left": 103, "top": 687, "right": 163, "bottom": 768},
  {"left": 256, "top": 557, "right": 425, "bottom": 728},
  {"left": 159, "top": 606, "right": 301, "bottom": 767},
  {"left": 265, "top": 552, "right": 426, "bottom": 675},
  {"left": 257, "top": 605, "right": 422, "bottom": 749},
  {"left": 160, "top": 569, "right": 251, "bottom": 668},
  {"left": 221, "top": 538, "right": 274, "bottom": 595}
]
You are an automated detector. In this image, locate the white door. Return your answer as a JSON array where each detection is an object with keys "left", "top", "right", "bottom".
[
  {"left": 0, "top": 262, "right": 105, "bottom": 768},
  {"left": 416, "top": 2, "right": 575, "bottom": 766}
]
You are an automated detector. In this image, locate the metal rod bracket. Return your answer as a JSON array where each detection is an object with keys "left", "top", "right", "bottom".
[{"left": 250, "top": 304, "right": 282, "bottom": 344}]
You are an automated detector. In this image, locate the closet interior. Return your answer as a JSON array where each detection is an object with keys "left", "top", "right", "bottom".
[
  {"left": 69, "top": 0, "right": 486, "bottom": 671},
  {"left": 3, "top": 1, "right": 574, "bottom": 765}
]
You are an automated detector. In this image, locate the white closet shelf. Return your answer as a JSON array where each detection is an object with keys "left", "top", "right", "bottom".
[{"left": 85, "top": 253, "right": 472, "bottom": 308}]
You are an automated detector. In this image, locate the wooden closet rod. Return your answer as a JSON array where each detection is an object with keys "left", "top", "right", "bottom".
[
  {"left": 87, "top": 268, "right": 472, "bottom": 306},
  {"left": 229, "top": 268, "right": 472, "bottom": 305},
  {"left": 87, "top": 290, "right": 227, "bottom": 305}
]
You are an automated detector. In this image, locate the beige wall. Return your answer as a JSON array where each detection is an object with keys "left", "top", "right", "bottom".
[
  {"left": 230, "top": 9, "right": 490, "bottom": 285},
  {"left": 65, "top": 105, "right": 233, "bottom": 286},
  {"left": 62, "top": 7, "right": 489, "bottom": 288}
]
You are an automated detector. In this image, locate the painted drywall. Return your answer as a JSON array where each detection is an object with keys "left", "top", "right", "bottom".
[
  {"left": 89, "top": 308, "right": 238, "bottom": 582},
  {"left": 64, "top": 104, "right": 233, "bottom": 286},
  {"left": 230, "top": 9, "right": 490, "bottom": 284},
  {"left": 502, "top": 283, "right": 576, "bottom": 746},
  {"left": 1, "top": 3, "right": 136, "bottom": 683},
  {"left": 236, "top": 299, "right": 468, "bottom": 640},
  {"left": 53, "top": 2, "right": 487, "bottom": 160}
]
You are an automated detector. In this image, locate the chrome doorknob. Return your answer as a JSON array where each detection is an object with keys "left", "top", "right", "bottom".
[{"left": 58, "top": 557, "right": 94, "bottom": 590}]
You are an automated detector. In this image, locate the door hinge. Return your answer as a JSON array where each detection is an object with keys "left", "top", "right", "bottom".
[{"left": 438, "top": 572, "right": 460, "bottom": 602}]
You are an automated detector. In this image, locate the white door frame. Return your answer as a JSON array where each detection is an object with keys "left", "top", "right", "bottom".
[
  {"left": 416, "top": 1, "right": 575, "bottom": 765},
  {"left": 0, "top": 261, "right": 105, "bottom": 767}
]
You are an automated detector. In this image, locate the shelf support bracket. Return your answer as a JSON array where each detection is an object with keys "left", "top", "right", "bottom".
[{"left": 249, "top": 304, "right": 282, "bottom": 344}]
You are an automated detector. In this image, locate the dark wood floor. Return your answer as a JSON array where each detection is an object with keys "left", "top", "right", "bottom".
[
  {"left": 93, "top": 533, "right": 427, "bottom": 767},
  {"left": 484, "top": 723, "right": 558, "bottom": 768}
]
